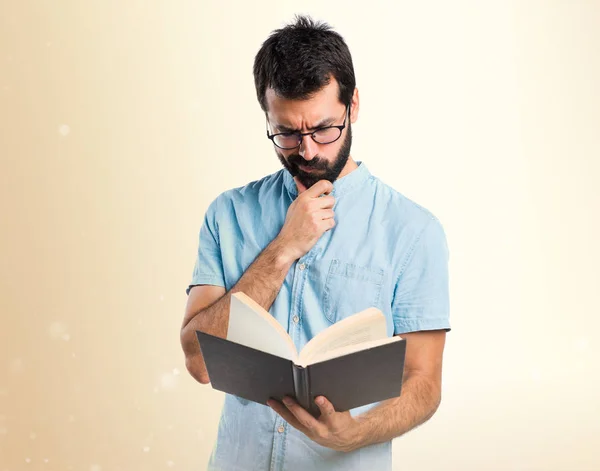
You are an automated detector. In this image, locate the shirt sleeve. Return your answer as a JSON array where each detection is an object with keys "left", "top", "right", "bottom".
[
  {"left": 185, "top": 196, "right": 226, "bottom": 295},
  {"left": 391, "top": 216, "right": 451, "bottom": 334}
]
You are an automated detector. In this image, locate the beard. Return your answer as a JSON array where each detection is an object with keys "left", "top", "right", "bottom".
[{"left": 276, "top": 123, "right": 352, "bottom": 190}]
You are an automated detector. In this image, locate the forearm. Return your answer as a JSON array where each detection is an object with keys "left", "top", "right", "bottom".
[
  {"left": 230, "top": 237, "right": 295, "bottom": 315},
  {"left": 181, "top": 238, "right": 295, "bottom": 378},
  {"left": 350, "top": 373, "right": 442, "bottom": 451}
]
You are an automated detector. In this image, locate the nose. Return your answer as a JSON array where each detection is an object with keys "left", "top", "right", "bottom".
[{"left": 298, "top": 135, "right": 318, "bottom": 161}]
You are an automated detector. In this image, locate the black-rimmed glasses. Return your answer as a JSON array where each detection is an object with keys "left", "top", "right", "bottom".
[{"left": 266, "top": 106, "right": 349, "bottom": 150}]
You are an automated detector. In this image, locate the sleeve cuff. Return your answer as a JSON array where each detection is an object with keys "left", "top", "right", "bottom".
[
  {"left": 393, "top": 317, "right": 451, "bottom": 335},
  {"left": 185, "top": 275, "right": 226, "bottom": 295}
]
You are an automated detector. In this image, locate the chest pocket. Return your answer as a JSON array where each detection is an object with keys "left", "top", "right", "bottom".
[{"left": 322, "top": 259, "right": 385, "bottom": 324}]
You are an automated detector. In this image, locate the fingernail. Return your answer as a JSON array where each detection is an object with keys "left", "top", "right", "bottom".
[
  {"left": 316, "top": 397, "right": 324, "bottom": 405},
  {"left": 282, "top": 397, "right": 293, "bottom": 405}
]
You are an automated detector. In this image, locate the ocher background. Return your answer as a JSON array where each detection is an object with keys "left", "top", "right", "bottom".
[{"left": 1, "top": 1, "right": 599, "bottom": 470}]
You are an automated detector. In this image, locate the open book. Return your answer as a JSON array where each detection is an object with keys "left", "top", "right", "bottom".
[{"left": 196, "top": 292, "right": 407, "bottom": 418}]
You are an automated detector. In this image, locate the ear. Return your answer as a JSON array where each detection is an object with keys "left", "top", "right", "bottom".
[{"left": 350, "top": 87, "right": 359, "bottom": 124}]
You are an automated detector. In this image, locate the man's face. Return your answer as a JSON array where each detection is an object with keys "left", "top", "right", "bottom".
[{"left": 265, "top": 79, "right": 355, "bottom": 190}]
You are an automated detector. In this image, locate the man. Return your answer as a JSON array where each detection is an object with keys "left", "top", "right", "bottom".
[{"left": 180, "top": 15, "right": 451, "bottom": 471}]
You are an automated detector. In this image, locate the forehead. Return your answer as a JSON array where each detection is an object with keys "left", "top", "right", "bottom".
[{"left": 265, "top": 78, "right": 343, "bottom": 125}]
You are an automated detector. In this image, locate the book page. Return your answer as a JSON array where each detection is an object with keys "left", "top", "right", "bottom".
[
  {"left": 227, "top": 292, "right": 298, "bottom": 362},
  {"left": 308, "top": 335, "right": 403, "bottom": 366},
  {"left": 298, "top": 308, "right": 387, "bottom": 366}
]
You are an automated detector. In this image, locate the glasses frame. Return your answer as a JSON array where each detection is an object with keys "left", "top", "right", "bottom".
[{"left": 266, "top": 105, "right": 350, "bottom": 150}]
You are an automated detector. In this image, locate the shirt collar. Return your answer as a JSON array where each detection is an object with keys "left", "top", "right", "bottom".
[{"left": 283, "top": 160, "right": 370, "bottom": 199}]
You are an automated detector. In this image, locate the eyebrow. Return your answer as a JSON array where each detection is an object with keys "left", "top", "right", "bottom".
[{"left": 275, "top": 117, "right": 337, "bottom": 133}]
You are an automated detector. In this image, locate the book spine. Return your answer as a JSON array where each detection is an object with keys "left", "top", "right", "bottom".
[
  {"left": 292, "top": 364, "right": 320, "bottom": 418},
  {"left": 292, "top": 364, "right": 310, "bottom": 410}
]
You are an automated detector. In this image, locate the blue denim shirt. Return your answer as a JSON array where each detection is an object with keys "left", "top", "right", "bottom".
[{"left": 187, "top": 161, "right": 451, "bottom": 470}]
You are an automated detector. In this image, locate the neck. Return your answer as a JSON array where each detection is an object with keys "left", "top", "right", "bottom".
[{"left": 337, "top": 156, "right": 359, "bottom": 180}]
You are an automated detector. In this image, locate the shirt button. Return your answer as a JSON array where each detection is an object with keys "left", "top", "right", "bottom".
[
  {"left": 278, "top": 425, "right": 285, "bottom": 433},
  {"left": 292, "top": 315, "right": 299, "bottom": 324},
  {"left": 298, "top": 263, "right": 306, "bottom": 271}
]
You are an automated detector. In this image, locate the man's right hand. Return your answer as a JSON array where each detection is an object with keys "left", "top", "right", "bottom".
[{"left": 275, "top": 178, "right": 336, "bottom": 262}]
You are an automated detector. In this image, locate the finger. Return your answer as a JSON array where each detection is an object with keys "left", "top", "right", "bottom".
[
  {"left": 198, "top": 373, "right": 210, "bottom": 384},
  {"left": 293, "top": 176, "right": 308, "bottom": 195},
  {"left": 315, "top": 209, "right": 335, "bottom": 221},
  {"left": 280, "top": 396, "right": 325, "bottom": 434},
  {"left": 314, "top": 396, "right": 337, "bottom": 425},
  {"left": 267, "top": 399, "right": 308, "bottom": 434},
  {"left": 315, "top": 195, "right": 335, "bottom": 209},
  {"left": 305, "top": 180, "right": 334, "bottom": 198}
]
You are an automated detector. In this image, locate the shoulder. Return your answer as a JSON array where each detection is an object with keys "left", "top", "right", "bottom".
[
  {"left": 228, "top": 168, "right": 287, "bottom": 199},
  {"left": 368, "top": 173, "right": 444, "bottom": 236},
  {"left": 206, "top": 168, "right": 288, "bottom": 214},
  {"left": 366, "top": 174, "right": 449, "bottom": 272}
]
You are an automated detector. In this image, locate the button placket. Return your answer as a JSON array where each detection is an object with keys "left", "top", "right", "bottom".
[{"left": 290, "top": 260, "right": 309, "bottom": 328}]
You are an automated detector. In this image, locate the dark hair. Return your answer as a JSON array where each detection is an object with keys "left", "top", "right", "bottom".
[{"left": 253, "top": 15, "right": 356, "bottom": 112}]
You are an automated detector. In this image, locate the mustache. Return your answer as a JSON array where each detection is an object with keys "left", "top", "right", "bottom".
[{"left": 288, "top": 154, "right": 327, "bottom": 169}]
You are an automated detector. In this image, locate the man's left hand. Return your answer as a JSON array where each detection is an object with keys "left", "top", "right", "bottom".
[{"left": 267, "top": 396, "right": 361, "bottom": 452}]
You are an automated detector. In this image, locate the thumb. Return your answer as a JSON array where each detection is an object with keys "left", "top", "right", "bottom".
[{"left": 293, "top": 176, "right": 308, "bottom": 195}]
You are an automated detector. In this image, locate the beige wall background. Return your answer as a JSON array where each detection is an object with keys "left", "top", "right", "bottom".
[{"left": 1, "top": 1, "right": 599, "bottom": 470}]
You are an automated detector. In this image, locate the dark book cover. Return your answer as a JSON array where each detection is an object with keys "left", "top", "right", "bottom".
[{"left": 196, "top": 330, "right": 407, "bottom": 418}]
